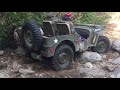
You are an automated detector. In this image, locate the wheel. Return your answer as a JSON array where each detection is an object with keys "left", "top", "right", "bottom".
[
  {"left": 22, "top": 20, "right": 43, "bottom": 52},
  {"left": 50, "top": 44, "right": 74, "bottom": 71},
  {"left": 91, "top": 36, "right": 110, "bottom": 53}
]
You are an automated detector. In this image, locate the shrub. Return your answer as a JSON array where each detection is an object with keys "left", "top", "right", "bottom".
[
  {"left": 0, "top": 12, "right": 111, "bottom": 49},
  {"left": 0, "top": 12, "right": 47, "bottom": 49},
  {"left": 74, "top": 12, "right": 110, "bottom": 25}
]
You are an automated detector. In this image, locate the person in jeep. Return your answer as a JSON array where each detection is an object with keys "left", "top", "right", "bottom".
[
  {"left": 62, "top": 12, "right": 74, "bottom": 27},
  {"left": 62, "top": 13, "right": 86, "bottom": 42}
]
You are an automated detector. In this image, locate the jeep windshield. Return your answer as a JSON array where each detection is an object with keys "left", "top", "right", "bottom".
[{"left": 74, "top": 24, "right": 106, "bottom": 32}]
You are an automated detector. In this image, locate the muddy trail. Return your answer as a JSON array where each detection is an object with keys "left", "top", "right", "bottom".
[{"left": 0, "top": 48, "right": 120, "bottom": 78}]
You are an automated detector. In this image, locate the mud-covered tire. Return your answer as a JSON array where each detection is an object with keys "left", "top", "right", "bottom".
[
  {"left": 92, "top": 36, "right": 110, "bottom": 53},
  {"left": 22, "top": 20, "right": 43, "bottom": 52},
  {"left": 50, "top": 44, "right": 74, "bottom": 71}
]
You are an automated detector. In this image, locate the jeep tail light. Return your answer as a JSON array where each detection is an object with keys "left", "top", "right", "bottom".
[{"left": 51, "top": 48, "right": 55, "bottom": 54}]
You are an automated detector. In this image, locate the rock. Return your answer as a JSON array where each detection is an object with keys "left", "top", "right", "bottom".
[
  {"left": 39, "top": 73, "right": 45, "bottom": 78},
  {"left": 21, "top": 74, "right": 27, "bottom": 78},
  {"left": 19, "top": 68, "right": 35, "bottom": 75},
  {"left": 0, "top": 61, "right": 8, "bottom": 69},
  {"left": 113, "top": 67, "right": 120, "bottom": 78},
  {"left": 0, "top": 51, "right": 4, "bottom": 56},
  {"left": 27, "top": 65, "right": 33, "bottom": 70},
  {"left": 106, "top": 51, "right": 119, "bottom": 59},
  {"left": 13, "top": 62, "right": 18, "bottom": 70},
  {"left": 102, "top": 55, "right": 107, "bottom": 59},
  {"left": 2, "top": 61, "right": 8, "bottom": 68},
  {"left": 0, "top": 73, "right": 5, "bottom": 78},
  {"left": 108, "top": 59, "right": 112, "bottom": 62},
  {"left": 84, "top": 62, "right": 93, "bottom": 68},
  {"left": 112, "top": 52, "right": 119, "bottom": 58},
  {"left": 0, "top": 70, "right": 10, "bottom": 78},
  {"left": 79, "top": 72, "right": 87, "bottom": 78},
  {"left": 12, "top": 62, "right": 21, "bottom": 72},
  {"left": 112, "top": 57, "right": 120, "bottom": 64},
  {"left": 15, "top": 46, "right": 26, "bottom": 56},
  {"left": 64, "top": 76, "right": 68, "bottom": 78},
  {"left": 77, "top": 66, "right": 105, "bottom": 78},
  {"left": 103, "top": 64, "right": 116, "bottom": 72},
  {"left": 33, "top": 63, "right": 44, "bottom": 70},
  {"left": 11, "top": 53, "right": 14, "bottom": 56},
  {"left": 117, "top": 73, "right": 120, "bottom": 78},
  {"left": 109, "top": 75, "right": 115, "bottom": 78},
  {"left": 80, "top": 51, "right": 102, "bottom": 62},
  {"left": 112, "top": 40, "right": 120, "bottom": 52},
  {"left": 0, "top": 63, "right": 2, "bottom": 69}
]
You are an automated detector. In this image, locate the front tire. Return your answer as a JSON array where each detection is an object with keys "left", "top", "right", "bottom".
[
  {"left": 92, "top": 36, "right": 110, "bottom": 53},
  {"left": 50, "top": 44, "right": 74, "bottom": 71}
]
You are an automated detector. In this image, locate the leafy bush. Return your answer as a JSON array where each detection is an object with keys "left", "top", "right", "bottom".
[
  {"left": 74, "top": 12, "right": 110, "bottom": 25},
  {"left": 0, "top": 21, "right": 6, "bottom": 49},
  {"left": 0, "top": 12, "right": 47, "bottom": 49},
  {"left": 0, "top": 12, "right": 110, "bottom": 49}
]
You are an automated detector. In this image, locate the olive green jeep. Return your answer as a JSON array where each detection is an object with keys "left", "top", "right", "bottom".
[{"left": 20, "top": 20, "right": 110, "bottom": 71}]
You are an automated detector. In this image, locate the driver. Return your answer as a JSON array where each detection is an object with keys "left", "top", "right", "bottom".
[
  {"left": 62, "top": 12, "right": 74, "bottom": 28},
  {"left": 62, "top": 13, "right": 87, "bottom": 42}
]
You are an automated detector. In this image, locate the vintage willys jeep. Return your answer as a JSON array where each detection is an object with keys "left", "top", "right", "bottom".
[{"left": 21, "top": 20, "right": 110, "bottom": 71}]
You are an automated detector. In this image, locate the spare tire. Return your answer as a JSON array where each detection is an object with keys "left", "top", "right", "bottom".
[{"left": 22, "top": 20, "right": 43, "bottom": 52}]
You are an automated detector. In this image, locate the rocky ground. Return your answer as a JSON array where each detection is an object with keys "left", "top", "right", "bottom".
[{"left": 1, "top": 39, "right": 120, "bottom": 78}]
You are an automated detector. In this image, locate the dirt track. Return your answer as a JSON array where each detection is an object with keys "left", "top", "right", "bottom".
[{"left": 0, "top": 48, "right": 120, "bottom": 78}]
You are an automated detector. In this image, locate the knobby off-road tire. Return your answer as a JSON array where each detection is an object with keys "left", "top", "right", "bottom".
[
  {"left": 22, "top": 20, "right": 43, "bottom": 52},
  {"left": 50, "top": 44, "right": 74, "bottom": 71},
  {"left": 92, "top": 36, "right": 110, "bottom": 53}
]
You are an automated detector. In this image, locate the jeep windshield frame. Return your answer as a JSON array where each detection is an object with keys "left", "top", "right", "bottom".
[{"left": 74, "top": 24, "right": 106, "bottom": 32}]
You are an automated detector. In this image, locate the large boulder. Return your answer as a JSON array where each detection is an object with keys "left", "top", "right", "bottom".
[
  {"left": 80, "top": 51, "right": 102, "bottom": 62},
  {"left": 112, "top": 40, "right": 120, "bottom": 52}
]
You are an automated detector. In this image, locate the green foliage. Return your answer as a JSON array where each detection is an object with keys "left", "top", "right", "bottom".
[
  {"left": 0, "top": 12, "right": 111, "bottom": 49},
  {"left": 0, "top": 19, "right": 6, "bottom": 48},
  {"left": 0, "top": 12, "right": 47, "bottom": 49},
  {"left": 2, "top": 12, "right": 47, "bottom": 28},
  {"left": 80, "top": 12, "right": 96, "bottom": 24},
  {"left": 74, "top": 12, "right": 110, "bottom": 25}
]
